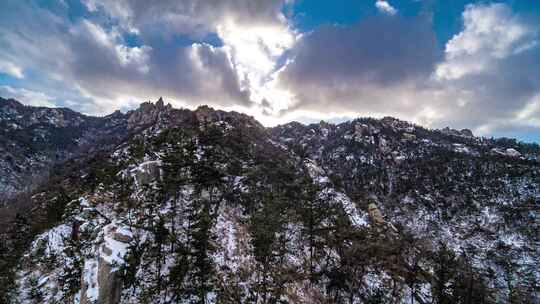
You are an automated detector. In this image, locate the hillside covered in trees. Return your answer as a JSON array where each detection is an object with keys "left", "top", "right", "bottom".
[{"left": 0, "top": 98, "right": 539, "bottom": 303}]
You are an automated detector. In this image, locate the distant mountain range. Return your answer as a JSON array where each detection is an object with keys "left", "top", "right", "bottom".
[{"left": 0, "top": 96, "right": 538, "bottom": 303}]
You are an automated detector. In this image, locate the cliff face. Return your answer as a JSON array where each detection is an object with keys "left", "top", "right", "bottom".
[{"left": 1, "top": 98, "right": 539, "bottom": 303}]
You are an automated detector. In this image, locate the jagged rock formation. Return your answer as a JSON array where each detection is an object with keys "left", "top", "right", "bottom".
[
  {"left": 126, "top": 97, "right": 172, "bottom": 130},
  {"left": 0, "top": 97, "right": 539, "bottom": 303}
]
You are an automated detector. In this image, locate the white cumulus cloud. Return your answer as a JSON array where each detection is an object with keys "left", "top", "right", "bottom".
[
  {"left": 375, "top": 0, "right": 397, "bottom": 16},
  {"left": 435, "top": 3, "right": 538, "bottom": 80}
]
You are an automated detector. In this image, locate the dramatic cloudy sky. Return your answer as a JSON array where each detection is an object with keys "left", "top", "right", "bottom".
[{"left": 1, "top": 0, "right": 540, "bottom": 141}]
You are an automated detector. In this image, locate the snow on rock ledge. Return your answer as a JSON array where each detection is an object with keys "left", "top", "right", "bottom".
[{"left": 80, "top": 223, "right": 132, "bottom": 304}]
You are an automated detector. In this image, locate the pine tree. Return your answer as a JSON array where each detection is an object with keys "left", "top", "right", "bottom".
[
  {"left": 58, "top": 221, "right": 84, "bottom": 300},
  {"left": 431, "top": 243, "right": 458, "bottom": 304}
]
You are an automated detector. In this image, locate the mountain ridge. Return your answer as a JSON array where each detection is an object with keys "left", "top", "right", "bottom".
[{"left": 0, "top": 96, "right": 539, "bottom": 303}]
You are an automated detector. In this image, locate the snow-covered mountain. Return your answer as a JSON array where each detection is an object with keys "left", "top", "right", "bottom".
[
  {"left": 0, "top": 97, "right": 128, "bottom": 201},
  {"left": 0, "top": 98, "right": 538, "bottom": 303}
]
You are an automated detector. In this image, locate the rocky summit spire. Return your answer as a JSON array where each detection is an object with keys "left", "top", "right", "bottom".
[
  {"left": 156, "top": 97, "right": 164, "bottom": 107},
  {"left": 127, "top": 97, "right": 172, "bottom": 130}
]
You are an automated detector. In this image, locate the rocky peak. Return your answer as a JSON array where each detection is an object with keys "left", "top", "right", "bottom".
[
  {"left": 156, "top": 96, "right": 165, "bottom": 107},
  {"left": 127, "top": 98, "right": 172, "bottom": 130},
  {"left": 195, "top": 105, "right": 264, "bottom": 130}
]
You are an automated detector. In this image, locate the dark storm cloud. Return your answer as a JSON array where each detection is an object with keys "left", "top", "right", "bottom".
[
  {"left": 278, "top": 15, "right": 441, "bottom": 114},
  {"left": 284, "top": 17, "right": 439, "bottom": 85}
]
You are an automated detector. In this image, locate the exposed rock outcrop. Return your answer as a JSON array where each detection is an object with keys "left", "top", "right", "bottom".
[
  {"left": 130, "top": 160, "right": 162, "bottom": 186},
  {"left": 96, "top": 257, "right": 123, "bottom": 304},
  {"left": 127, "top": 97, "right": 172, "bottom": 130},
  {"left": 368, "top": 203, "right": 385, "bottom": 225},
  {"left": 80, "top": 224, "right": 132, "bottom": 304}
]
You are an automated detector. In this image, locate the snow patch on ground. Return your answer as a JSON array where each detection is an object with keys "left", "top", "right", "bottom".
[
  {"left": 82, "top": 257, "right": 99, "bottom": 302},
  {"left": 211, "top": 205, "right": 253, "bottom": 274},
  {"left": 305, "top": 158, "right": 369, "bottom": 228},
  {"left": 101, "top": 223, "right": 133, "bottom": 267},
  {"left": 30, "top": 224, "right": 71, "bottom": 256}
]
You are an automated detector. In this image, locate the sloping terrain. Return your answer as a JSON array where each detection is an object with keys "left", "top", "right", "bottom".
[
  {"left": 0, "top": 99, "right": 538, "bottom": 303},
  {"left": 0, "top": 97, "right": 128, "bottom": 200}
]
